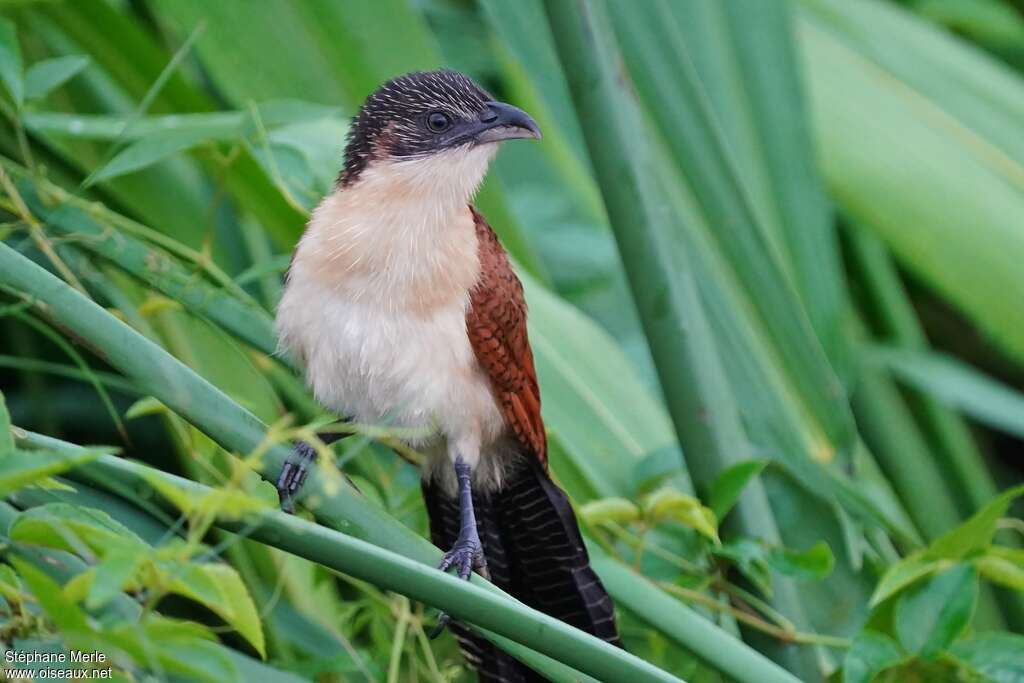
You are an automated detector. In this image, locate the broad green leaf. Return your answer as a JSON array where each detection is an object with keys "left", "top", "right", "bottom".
[
  {"left": 895, "top": 563, "right": 978, "bottom": 657},
  {"left": 870, "top": 346, "right": 1024, "bottom": 441},
  {"left": 609, "top": 0, "right": 855, "bottom": 457},
  {"left": 88, "top": 127, "right": 227, "bottom": 184},
  {"left": 164, "top": 561, "right": 266, "bottom": 657},
  {"left": 142, "top": 470, "right": 272, "bottom": 519},
  {"left": 87, "top": 547, "right": 142, "bottom": 609},
  {"left": 524, "top": 273, "right": 683, "bottom": 500},
  {"left": 670, "top": 0, "right": 851, "bottom": 382},
  {"left": 0, "top": 449, "right": 103, "bottom": 497},
  {"left": 24, "top": 55, "right": 89, "bottom": 100},
  {"left": 714, "top": 538, "right": 773, "bottom": 596},
  {"left": 11, "top": 557, "right": 90, "bottom": 634},
  {"left": 105, "top": 617, "right": 237, "bottom": 683},
  {"left": 768, "top": 541, "right": 834, "bottom": 582},
  {"left": 798, "top": 0, "right": 1024, "bottom": 365},
  {"left": 247, "top": 117, "right": 347, "bottom": 211},
  {"left": 0, "top": 17, "right": 22, "bottom": 106},
  {"left": 976, "top": 554, "right": 1024, "bottom": 592},
  {"left": 642, "top": 488, "right": 719, "bottom": 544},
  {"left": 580, "top": 498, "right": 641, "bottom": 526},
  {"left": 0, "top": 563, "right": 23, "bottom": 603},
  {"left": 227, "top": 650, "right": 311, "bottom": 683},
  {"left": 870, "top": 551, "right": 943, "bottom": 606},
  {"left": 949, "top": 633, "right": 1024, "bottom": 683},
  {"left": 928, "top": 484, "right": 1024, "bottom": 561},
  {"left": 0, "top": 390, "right": 12, "bottom": 457},
  {"left": 149, "top": 0, "right": 441, "bottom": 108},
  {"left": 593, "top": 555, "right": 802, "bottom": 683},
  {"left": 11, "top": 503, "right": 148, "bottom": 557},
  {"left": 842, "top": 631, "right": 906, "bottom": 683},
  {"left": 917, "top": 0, "right": 1024, "bottom": 52},
  {"left": 707, "top": 460, "right": 768, "bottom": 519}
]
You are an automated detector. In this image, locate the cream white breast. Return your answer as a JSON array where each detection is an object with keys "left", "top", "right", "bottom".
[{"left": 275, "top": 146, "right": 510, "bottom": 490}]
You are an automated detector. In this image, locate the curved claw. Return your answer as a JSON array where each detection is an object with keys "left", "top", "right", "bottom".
[{"left": 430, "top": 534, "right": 487, "bottom": 638}]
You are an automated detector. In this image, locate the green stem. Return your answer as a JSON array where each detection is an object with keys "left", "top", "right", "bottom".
[{"left": 20, "top": 432, "right": 670, "bottom": 683}]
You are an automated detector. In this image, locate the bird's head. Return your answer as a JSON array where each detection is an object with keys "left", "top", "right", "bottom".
[{"left": 338, "top": 70, "right": 541, "bottom": 202}]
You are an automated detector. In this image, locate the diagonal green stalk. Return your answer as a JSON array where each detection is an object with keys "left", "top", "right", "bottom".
[
  {"left": 17, "top": 431, "right": 664, "bottom": 683},
  {"left": 4, "top": 160, "right": 279, "bottom": 358},
  {"left": 0, "top": 240, "right": 686, "bottom": 681}
]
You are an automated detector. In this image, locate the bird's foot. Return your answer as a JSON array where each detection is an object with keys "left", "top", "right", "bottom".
[
  {"left": 429, "top": 527, "right": 487, "bottom": 638},
  {"left": 276, "top": 440, "right": 317, "bottom": 514}
]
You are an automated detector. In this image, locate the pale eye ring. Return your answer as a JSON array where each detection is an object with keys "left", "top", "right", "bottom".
[{"left": 426, "top": 111, "right": 451, "bottom": 133}]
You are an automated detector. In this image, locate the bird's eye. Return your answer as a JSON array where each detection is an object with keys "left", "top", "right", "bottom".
[{"left": 426, "top": 111, "right": 451, "bottom": 133}]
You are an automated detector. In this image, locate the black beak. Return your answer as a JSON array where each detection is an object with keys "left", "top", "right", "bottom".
[{"left": 474, "top": 101, "right": 542, "bottom": 143}]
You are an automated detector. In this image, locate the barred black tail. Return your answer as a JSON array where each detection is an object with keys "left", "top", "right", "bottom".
[{"left": 422, "top": 455, "right": 620, "bottom": 682}]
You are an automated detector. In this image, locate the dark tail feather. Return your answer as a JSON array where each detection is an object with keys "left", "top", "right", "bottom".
[{"left": 423, "top": 456, "right": 620, "bottom": 682}]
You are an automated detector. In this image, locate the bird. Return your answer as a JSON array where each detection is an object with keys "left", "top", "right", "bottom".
[{"left": 273, "top": 69, "right": 620, "bottom": 680}]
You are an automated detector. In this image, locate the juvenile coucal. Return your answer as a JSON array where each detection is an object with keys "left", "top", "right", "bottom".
[{"left": 275, "top": 70, "right": 619, "bottom": 680}]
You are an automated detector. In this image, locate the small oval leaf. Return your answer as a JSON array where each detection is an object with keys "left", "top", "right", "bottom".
[
  {"left": 895, "top": 563, "right": 978, "bottom": 658},
  {"left": 580, "top": 497, "right": 641, "bottom": 526}
]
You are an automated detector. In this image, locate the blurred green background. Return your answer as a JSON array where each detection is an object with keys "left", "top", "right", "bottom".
[{"left": 1, "top": 0, "right": 1023, "bottom": 681}]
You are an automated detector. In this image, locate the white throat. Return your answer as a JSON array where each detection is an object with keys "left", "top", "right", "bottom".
[{"left": 285, "top": 144, "right": 497, "bottom": 313}]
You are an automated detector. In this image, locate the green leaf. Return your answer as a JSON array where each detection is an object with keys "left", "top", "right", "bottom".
[
  {"left": 870, "top": 346, "right": 1024, "bottom": 441},
  {"left": 948, "top": 633, "right": 1024, "bottom": 683},
  {"left": 642, "top": 488, "right": 719, "bottom": 543},
  {"left": 870, "top": 551, "right": 943, "bottom": 606},
  {"left": 24, "top": 55, "right": 89, "bottom": 100},
  {"left": 928, "top": 484, "right": 1024, "bottom": 561},
  {"left": 163, "top": 561, "right": 266, "bottom": 658},
  {"left": 524, "top": 273, "right": 683, "bottom": 500},
  {"left": 87, "top": 127, "right": 227, "bottom": 184},
  {"left": 0, "top": 449, "right": 103, "bottom": 498},
  {"left": 24, "top": 101, "right": 339, "bottom": 141},
  {"left": 87, "top": 547, "right": 142, "bottom": 609},
  {"left": 707, "top": 460, "right": 768, "bottom": 519},
  {"left": 798, "top": 0, "right": 1024, "bottom": 365},
  {"left": 0, "top": 390, "right": 12, "bottom": 458},
  {"left": 0, "top": 562, "right": 23, "bottom": 603},
  {"left": 580, "top": 497, "right": 641, "bottom": 526},
  {"left": 714, "top": 538, "right": 773, "bottom": 596},
  {"left": 142, "top": 470, "right": 272, "bottom": 519},
  {"left": 0, "top": 17, "right": 23, "bottom": 106},
  {"left": 607, "top": 0, "right": 855, "bottom": 458},
  {"left": 975, "top": 554, "right": 1024, "bottom": 592},
  {"left": 10, "top": 503, "right": 148, "bottom": 557},
  {"left": 124, "top": 396, "right": 168, "bottom": 420},
  {"left": 895, "top": 563, "right": 978, "bottom": 657},
  {"left": 247, "top": 116, "right": 347, "bottom": 208},
  {"left": 593, "top": 555, "right": 802, "bottom": 683},
  {"left": 842, "top": 630, "right": 906, "bottom": 683},
  {"left": 10, "top": 557, "right": 90, "bottom": 634},
  {"left": 768, "top": 541, "right": 834, "bottom": 581},
  {"left": 988, "top": 546, "right": 1024, "bottom": 565},
  {"left": 105, "top": 616, "right": 237, "bottom": 683}
]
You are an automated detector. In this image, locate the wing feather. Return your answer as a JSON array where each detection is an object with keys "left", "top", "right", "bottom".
[{"left": 466, "top": 207, "right": 547, "bottom": 465}]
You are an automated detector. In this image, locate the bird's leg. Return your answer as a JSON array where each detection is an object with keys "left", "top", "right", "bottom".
[
  {"left": 277, "top": 427, "right": 347, "bottom": 514},
  {"left": 430, "top": 455, "right": 487, "bottom": 638}
]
